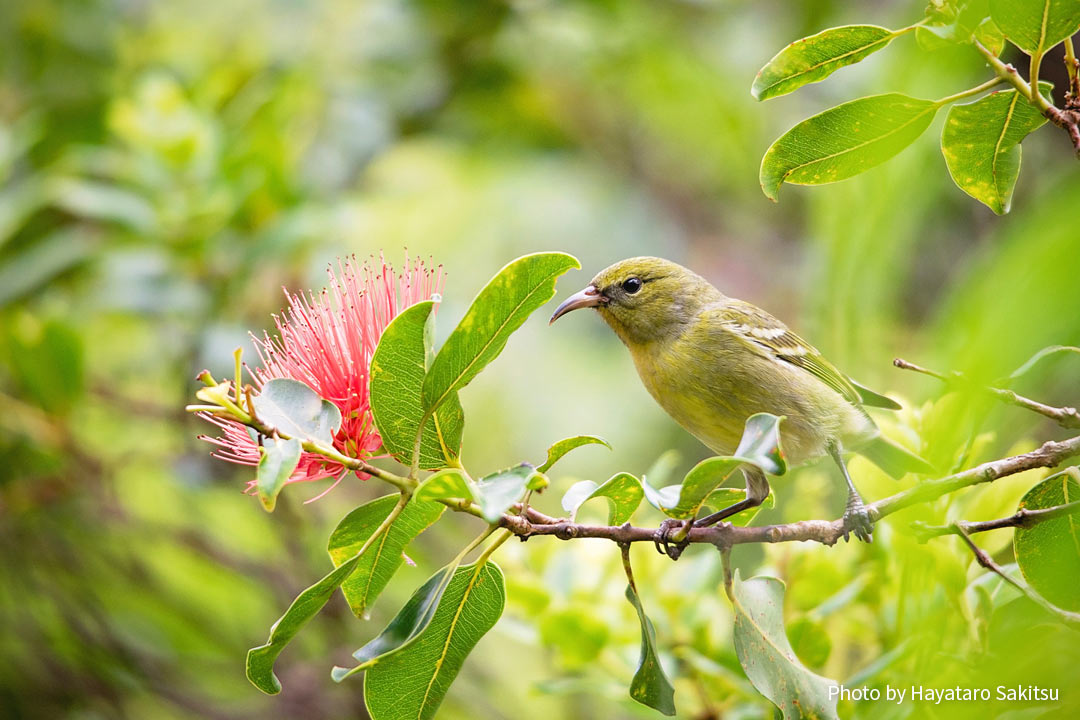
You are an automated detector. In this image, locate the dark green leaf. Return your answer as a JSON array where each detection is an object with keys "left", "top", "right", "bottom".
[
  {"left": 990, "top": 0, "right": 1080, "bottom": 54},
  {"left": 562, "top": 472, "right": 645, "bottom": 525},
  {"left": 537, "top": 434, "right": 611, "bottom": 473},
  {"left": 731, "top": 572, "right": 839, "bottom": 720},
  {"left": 247, "top": 494, "right": 398, "bottom": 693},
  {"left": 752, "top": 25, "right": 899, "bottom": 101},
  {"left": 362, "top": 562, "right": 506, "bottom": 720},
  {"left": 1014, "top": 471, "right": 1080, "bottom": 612},
  {"left": 251, "top": 378, "right": 342, "bottom": 444},
  {"left": 655, "top": 456, "right": 745, "bottom": 519},
  {"left": 475, "top": 464, "right": 537, "bottom": 523},
  {"left": 370, "top": 300, "right": 464, "bottom": 470},
  {"left": 3, "top": 319, "right": 85, "bottom": 414},
  {"left": 328, "top": 495, "right": 445, "bottom": 619},
  {"left": 256, "top": 436, "right": 301, "bottom": 512},
  {"left": 332, "top": 565, "right": 457, "bottom": 682},
  {"left": 761, "top": 94, "right": 940, "bottom": 200},
  {"left": 421, "top": 252, "right": 579, "bottom": 415},
  {"left": 624, "top": 582, "right": 676, "bottom": 716},
  {"left": 941, "top": 83, "right": 1051, "bottom": 214}
]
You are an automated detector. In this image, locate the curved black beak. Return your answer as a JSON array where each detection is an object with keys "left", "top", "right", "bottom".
[{"left": 550, "top": 285, "right": 605, "bottom": 325}]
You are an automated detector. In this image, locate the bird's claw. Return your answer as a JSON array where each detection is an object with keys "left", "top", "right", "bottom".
[
  {"left": 841, "top": 501, "right": 874, "bottom": 543},
  {"left": 654, "top": 518, "right": 692, "bottom": 560}
]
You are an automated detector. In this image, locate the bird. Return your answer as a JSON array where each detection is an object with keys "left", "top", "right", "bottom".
[{"left": 549, "top": 257, "right": 931, "bottom": 554}]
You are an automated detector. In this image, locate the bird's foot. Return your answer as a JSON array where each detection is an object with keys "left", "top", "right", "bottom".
[
  {"left": 654, "top": 518, "right": 692, "bottom": 560},
  {"left": 841, "top": 499, "right": 874, "bottom": 543}
]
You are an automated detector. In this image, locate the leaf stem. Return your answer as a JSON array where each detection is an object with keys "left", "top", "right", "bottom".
[
  {"left": 1028, "top": 50, "right": 1048, "bottom": 109},
  {"left": 934, "top": 77, "right": 1004, "bottom": 106},
  {"left": 974, "top": 40, "right": 1035, "bottom": 98},
  {"left": 1066, "top": 36, "right": 1079, "bottom": 98},
  {"left": 911, "top": 496, "right": 1080, "bottom": 539}
]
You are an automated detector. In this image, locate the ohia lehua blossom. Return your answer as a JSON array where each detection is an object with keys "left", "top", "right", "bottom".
[{"left": 199, "top": 255, "right": 443, "bottom": 501}]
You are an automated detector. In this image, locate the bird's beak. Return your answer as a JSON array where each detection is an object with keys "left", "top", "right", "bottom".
[{"left": 549, "top": 285, "right": 605, "bottom": 325}]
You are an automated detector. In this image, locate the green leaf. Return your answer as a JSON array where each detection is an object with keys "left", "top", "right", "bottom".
[
  {"left": 3, "top": 318, "right": 85, "bottom": 414},
  {"left": 362, "top": 562, "right": 506, "bottom": 720},
  {"left": 475, "top": 464, "right": 537, "bottom": 523},
  {"left": 752, "top": 25, "right": 899, "bottom": 101},
  {"left": 1014, "top": 471, "right": 1080, "bottom": 612},
  {"left": 538, "top": 607, "right": 610, "bottom": 668},
  {"left": 328, "top": 495, "right": 445, "bottom": 619},
  {"left": 421, "top": 252, "right": 580, "bottom": 415},
  {"left": 537, "top": 434, "right": 612, "bottom": 473},
  {"left": 731, "top": 572, "right": 839, "bottom": 720},
  {"left": 246, "top": 494, "right": 398, "bottom": 694},
  {"left": 786, "top": 617, "right": 832, "bottom": 669},
  {"left": 761, "top": 94, "right": 940, "bottom": 200},
  {"left": 990, "top": 0, "right": 1080, "bottom": 54},
  {"left": 702, "top": 488, "right": 776, "bottom": 527},
  {"left": 370, "top": 300, "right": 464, "bottom": 470},
  {"left": 332, "top": 565, "right": 458, "bottom": 682},
  {"left": 1007, "top": 345, "right": 1080, "bottom": 381},
  {"left": 415, "top": 468, "right": 476, "bottom": 503},
  {"left": 562, "top": 472, "right": 645, "bottom": 525},
  {"left": 251, "top": 378, "right": 342, "bottom": 444},
  {"left": 624, "top": 582, "right": 676, "bottom": 716},
  {"left": 941, "top": 83, "right": 1051, "bottom": 214},
  {"left": 975, "top": 17, "right": 1006, "bottom": 55},
  {"left": 256, "top": 436, "right": 301, "bottom": 512},
  {"left": 644, "top": 413, "right": 786, "bottom": 519}
]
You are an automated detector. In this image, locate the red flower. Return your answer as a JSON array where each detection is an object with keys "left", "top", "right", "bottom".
[{"left": 200, "top": 255, "right": 443, "bottom": 501}]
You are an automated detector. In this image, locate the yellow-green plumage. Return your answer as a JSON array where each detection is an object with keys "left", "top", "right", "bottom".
[{"left": 556, "top": 256, "right": 928, "bottom": 478}]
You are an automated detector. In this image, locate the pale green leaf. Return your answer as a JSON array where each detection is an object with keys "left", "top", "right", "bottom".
[
  {"left": 752, "top": 25, "right": 898, "bottom": 101},
  {"left": 537, "top": 434, "right": 611, "bottom": 473},
  {"left": 941, "top": 83, "right": 1050, "bottom": 214},
  {"left": 251, "top": 378, "right": 342, "bottom": 444},
  {"left": 731, "top": 572, "right": 839, "bottom": 719},
  {"left": 562, "top": 472, "right": 645, "bottom": 525},
  {"left": 475, "top": 464, "right": 537, "bottom": 523},
  {"left": 761, "top": 94, "right": 939, "bottom": 200},
  {"left": 256, "top": 436, "right": 301, "bottom": 512}
]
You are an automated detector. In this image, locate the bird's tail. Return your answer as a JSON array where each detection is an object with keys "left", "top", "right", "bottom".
[{"left": 860, "top": 435, "right": 933, "bottom": 479}]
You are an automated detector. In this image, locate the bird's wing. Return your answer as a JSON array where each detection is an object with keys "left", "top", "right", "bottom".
[{"left": 710, "top": 300, "right": 864, "bottom": 408}]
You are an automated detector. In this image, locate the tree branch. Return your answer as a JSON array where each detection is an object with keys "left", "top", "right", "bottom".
[
  {"left": 894, "top": 357, "right": 1080, "bottom": 429},
  {"left": 910, "top": 496, "right": 1080, "bottom": 540}
]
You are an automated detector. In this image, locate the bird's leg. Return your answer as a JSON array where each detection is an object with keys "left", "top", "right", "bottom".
[
  {"left": 828, "top": 441, "right": 873, "bottom": 543},
  {"left": 654, "top": 467, "right": 770, "bottom": 561}
]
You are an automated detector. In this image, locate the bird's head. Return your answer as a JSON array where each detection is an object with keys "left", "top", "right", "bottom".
[{"left": 549, "top": 257, "right": 718, "bottom": 345}]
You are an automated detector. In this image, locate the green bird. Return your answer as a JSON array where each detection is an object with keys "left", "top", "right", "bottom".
[{"left": 549, "top": 257, "right": 931, "bottom": 552}]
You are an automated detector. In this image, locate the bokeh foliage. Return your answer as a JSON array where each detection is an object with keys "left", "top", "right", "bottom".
[{"left": 2, "top": 0, "right": 1079, "bottom": 718}]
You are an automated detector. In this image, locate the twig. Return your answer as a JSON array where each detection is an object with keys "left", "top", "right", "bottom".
[
  {"left": 911, "top": 497, "right": 1080, "bottom": 540},
  {"left": 952, "top": 525, "right": 1080, "bottom": 626},
  {"left": 894, "top": 357, "right": 1080, "bottom": 429}
]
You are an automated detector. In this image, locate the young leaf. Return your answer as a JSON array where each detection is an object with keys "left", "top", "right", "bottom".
[
  {"left": 332, "top": 565, "right": 458, "bottom": 682},
  {"left": 731, "top": 572, "right": 840, "bottom": 720},
  {"left": 562, "top": 472, "right": 646, "bottom": 525},
  {"left": 537, "top": 434, "right": 612, "bottom": 473},
  {"left": 1014, "top": 471, "right": 1080, "bottom": 612},
  {"left": 415, "top": 468, "right": 476, "bottom": 503},
  {"left": 624, "top": 582, "right": 676, "bottom": 716},
  {"left": 752, "top": 25, "right": 899, "bottom": 101},
  {"left": 421, "top": 252, "right": 580, "bottom": 415},
  {"left": 990, "top": 0, "right": 1080, "bottom": 54},
  {"left": 256, "top": 436, "right": 301, "bottom": 512},
  {"left": 761, "top": 94, "right": 940, "bottom": 200},
  {"left": 702, "top": 488, "right": 776, "bottom": 527},
  {"left": 328, "top": 495, "right": 445, "bottom": 619},
  {"left": 941, "top": 83, "right": 1051, "bottom": 214},
  {"left": 251, "top": 378, "right": 342, "bottom": 444},
  {"left": 370, "top": 300, "right": 465, "bottom": 470},
  {"left": 363, "top": 562, "right": 506, "bottom": 720},
  {"left": 247, "top": 494, "right": 398, "bottom": 694},
  {"left": 644, "top": 414, "right": 786, "bottom": 519},
  {"left": 475, "top": 464, "right": 537, "bottom": 523}
]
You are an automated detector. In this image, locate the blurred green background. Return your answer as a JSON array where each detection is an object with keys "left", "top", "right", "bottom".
[{"left": 3, "top": 0, "right": 1080, "bottom": 718}]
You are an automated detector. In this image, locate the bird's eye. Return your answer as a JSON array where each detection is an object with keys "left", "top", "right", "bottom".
[{"left": 622, "top": 277, "right": 643, "bottom": 294}]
